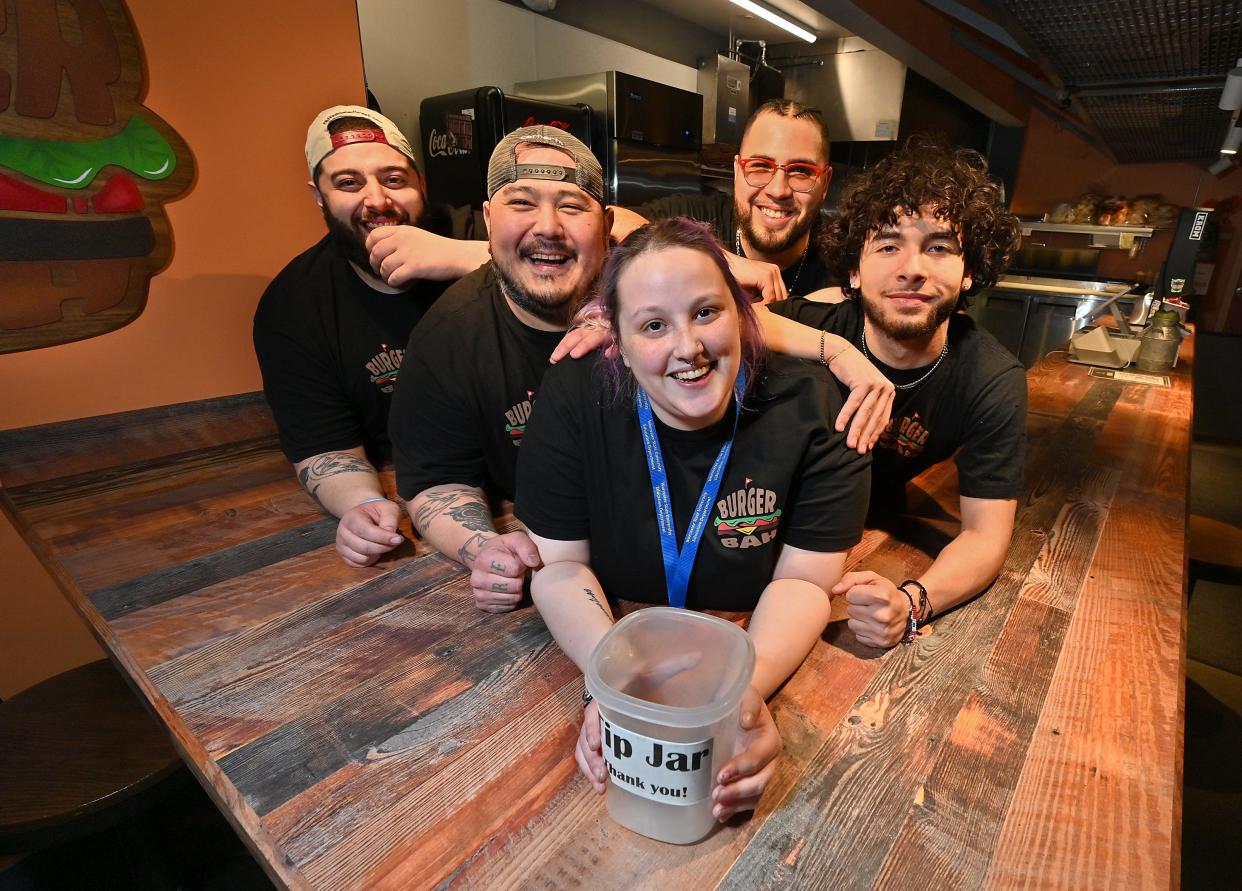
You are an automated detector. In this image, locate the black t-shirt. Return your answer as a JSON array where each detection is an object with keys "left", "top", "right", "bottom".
[
  {"left": 632, "top": 192, "right": 834, "bottom": 297},
  {"left": 253, "top": 234, "right": 450, "bottom": 465},
  {"left": 769, "top": 297, "right": 1027, "bottom": 511},
  {"left": 515, "top": 353, "right": 871, "bottom": 612},
  {"left": 390, "top": 264, "right": 566, "bottom": 501}
]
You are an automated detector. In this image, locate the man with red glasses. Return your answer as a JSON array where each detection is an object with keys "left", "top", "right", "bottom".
[{"left": 612, "top": 99, "right": 835, "bottom": 300}]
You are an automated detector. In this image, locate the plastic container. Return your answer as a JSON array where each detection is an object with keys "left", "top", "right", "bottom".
[{"left": 585, "top": 608, "right": 755, "bottom": 844}]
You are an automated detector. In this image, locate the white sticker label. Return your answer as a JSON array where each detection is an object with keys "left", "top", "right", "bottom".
[
  {"left": 599, "top": 715, "right": 714, "bottom": 806},
  {"left": 1189, "top": 211, "right": 1208, "bottom": 240}
]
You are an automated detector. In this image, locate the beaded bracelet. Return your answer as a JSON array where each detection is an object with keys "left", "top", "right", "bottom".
[{"left": 898, "top": 585, "right": 919, "bottom": 644}]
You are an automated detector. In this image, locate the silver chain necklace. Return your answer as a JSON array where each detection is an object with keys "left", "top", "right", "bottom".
[
  {"left": 736, "top": 229, "right": 808, "bottom": 295},
  {"left": 861, "top": 328, "right": 949, "bottom": 390}
]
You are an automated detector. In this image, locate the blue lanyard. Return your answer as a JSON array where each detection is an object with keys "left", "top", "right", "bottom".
[{"left": 635, "top": 368, "right": 746, "bottom": 609}]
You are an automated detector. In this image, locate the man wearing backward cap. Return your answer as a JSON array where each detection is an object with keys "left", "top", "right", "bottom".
[
  {"left": 253, "top": 105, "right": 485, "bottom": 569},
  {"left": 389, "top": 126, "right": 613, "bottom": 611}
]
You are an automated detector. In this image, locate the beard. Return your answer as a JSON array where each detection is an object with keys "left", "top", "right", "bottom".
[
  {"left": 861, "top": 291, "right": 957, "bottom": 341},
  {"left": 492, "top": 238, "right": 595, "bottom": 328},
  {"left": 321, "top": 203, "right": 420, "bottom": 272},
  {"left": 734, "top": 194, "right": 816, "bottom": 259}
]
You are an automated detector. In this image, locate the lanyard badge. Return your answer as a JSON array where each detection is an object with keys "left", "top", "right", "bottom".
[{"left": 635, "top": 368, "right": 746, "bottom": 609}]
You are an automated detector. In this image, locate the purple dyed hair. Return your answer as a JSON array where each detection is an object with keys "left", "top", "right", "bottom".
[{"left": 596, "top": 217, "right": 766, "bottom": 399}]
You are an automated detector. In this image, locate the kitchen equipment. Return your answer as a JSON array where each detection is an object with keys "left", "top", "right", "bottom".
[
  {"left": 418, "top": 87, "right": 594, "bottom": 213},
  {"left": 968, "top": 274, "right": 1143, "bottom": 367},
  {"left": 514, "top": 72, "right": 702, "bottom": 206},
  {"left": 698, "top": 54, "right": 749, "bottom": 146},
  {"left": 1135, "top": 310, "right": 1184, "bottom": 372},
  {"left": 1067, "top": 325, "right": 1142, "bottom": 368},
  {"left": 1161, "top": 207, "right": 1212, "bottom": 301}
]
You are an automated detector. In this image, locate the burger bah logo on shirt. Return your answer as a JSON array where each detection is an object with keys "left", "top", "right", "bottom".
[
  {"left": 878, "top": 412, "right": 929, "bottom": 458},
  {"left": 365, "top": 344, "right": 404, "bottom": 392},
  {"left": 504, "top": 390, "right": 535, "bottom": 445},
  {"left": 714, "top": 479, "right": 781, "bottom": 549}
]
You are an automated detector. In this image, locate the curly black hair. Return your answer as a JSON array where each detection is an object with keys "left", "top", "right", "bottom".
[{"left": 819, "top": 137, "right": 1021, "bottom": 309}]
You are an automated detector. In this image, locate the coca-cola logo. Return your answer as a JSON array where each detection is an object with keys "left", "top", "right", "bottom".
[{"left": 428, "top": 128, "right": 469, "bottom": 158}]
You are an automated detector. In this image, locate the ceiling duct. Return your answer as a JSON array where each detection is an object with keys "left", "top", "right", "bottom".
[{"left": 769, "top": 37, "right": 905, "bottom": 142}]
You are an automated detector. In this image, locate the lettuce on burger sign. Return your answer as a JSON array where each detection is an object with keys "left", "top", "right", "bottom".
[{"left": 0, "top": 0, "right": 193, "bottom": 353}]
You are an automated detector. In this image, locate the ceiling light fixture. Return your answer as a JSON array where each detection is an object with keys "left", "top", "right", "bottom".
[
  {"left": 727, "top": 0, "right": 816, "bottom": 43},
  {"left": 1222, "top": 126, "right": 1242, "bottom": 155}
]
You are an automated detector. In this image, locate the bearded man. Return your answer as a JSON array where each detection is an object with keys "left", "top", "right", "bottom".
[
  {"left": 769, "top": 138, "right": 1026, "bottom": 648},
  {"left": 388, "top": 126, "right": 613, "bottom": 612},
  {"left": 253, "top": 106, "right": 484, "bottom": 569},
  {"left": 612, "top": 99, "right": 835, "bottom": 300}
]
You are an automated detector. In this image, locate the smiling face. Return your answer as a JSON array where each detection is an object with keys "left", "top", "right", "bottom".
[
  {"left": 313, "top": 141, "right": 425, "bottom": 268},
  {"left": 615, "top": 246, "right": 742, "bottom": 431},
  {"left": 853, "top": 205, "right": 972, "bottom": 342},
  {"left": 733, "top": 112, "right": 830, "bottom": 264},
  {"left": 483, "top": 144, "right": 610, "bottom": 329}
]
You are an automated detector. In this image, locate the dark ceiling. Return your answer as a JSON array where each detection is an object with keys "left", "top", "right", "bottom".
[{"left": 990, "top": 0, "right": 1242, "bottom": 162}]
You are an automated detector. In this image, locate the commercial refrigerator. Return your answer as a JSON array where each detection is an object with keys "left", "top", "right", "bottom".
[
  {"left": 418, "top": 87, "right": 594, "bottom": 213},
  {"left": 514, "top": 71, "right": 702, "bottom": 206}
]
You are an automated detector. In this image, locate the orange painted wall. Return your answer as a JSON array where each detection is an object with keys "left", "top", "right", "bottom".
[{"left": 0, "top": 0, "right": 366, "bottom": 697}]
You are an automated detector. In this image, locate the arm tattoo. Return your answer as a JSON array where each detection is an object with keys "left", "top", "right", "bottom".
[
  {"left": 447, "top": 501, "right": 493, "bottom": 532},
  {"left": 298, "top": 452, "right": 371, "bottom": 505},
  {"left": 412, "top": 490, "right": 494, "bottom": 535},
  {"left": 457, "top": 532, "right": 492, "bottom": 567},
  {"left": 584, "top": 588, "right": 609, "bottom": 617}
]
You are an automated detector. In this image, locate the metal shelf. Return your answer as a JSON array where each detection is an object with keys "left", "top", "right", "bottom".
[{"left": 1018, "top": 220, "right": 1155, "bottom": 249}]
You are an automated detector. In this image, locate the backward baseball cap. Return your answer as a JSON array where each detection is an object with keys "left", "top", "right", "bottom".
[
  {"left": 305, "top": 105, "right": 418, "bottom": 178},
  {"left": 486, "top": 125, "right": 605, "bottom": 207}
]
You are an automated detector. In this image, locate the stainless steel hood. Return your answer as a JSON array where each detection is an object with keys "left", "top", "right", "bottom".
[{"left": 767, "top": 37, "right": 906, "bottom": 142}]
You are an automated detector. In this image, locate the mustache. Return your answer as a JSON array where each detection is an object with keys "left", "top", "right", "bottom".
[{"left": 519, "top": 237, "right": 576, "bottom": 260}]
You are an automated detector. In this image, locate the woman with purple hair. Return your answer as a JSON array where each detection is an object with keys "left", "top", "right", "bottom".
[{"left": 514, "top": 218, "right": 871, "bottom": 822}]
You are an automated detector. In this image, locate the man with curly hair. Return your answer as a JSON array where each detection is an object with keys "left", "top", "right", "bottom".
[{"left": 766, "top": 138, "right": 1026, "bottom": 649}]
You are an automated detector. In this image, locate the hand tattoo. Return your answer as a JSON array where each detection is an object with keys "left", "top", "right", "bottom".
[
  {"left": 584, "top": 588, "right": 609, "bottom": 617},
  {"left": 491, "top": 582, "right": 509, "bottom": 592},
  {"left": 298, "top": 452, "right": 371, "bottom": 506}
]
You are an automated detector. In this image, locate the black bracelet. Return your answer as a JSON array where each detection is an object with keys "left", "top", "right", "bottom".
[
  {"left": 581, "top": 688, "right": 594, "bottom": 709},
  {"left": 897, "top": 585, "right": 918, "bottom": 644},
  {"left": 899, "top": 579, "right": 932, "bottom": 626}
]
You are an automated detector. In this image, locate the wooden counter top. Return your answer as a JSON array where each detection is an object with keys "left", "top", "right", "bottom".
[{"left": 0, "top": 341, "right": 1189, "bottom": 889}]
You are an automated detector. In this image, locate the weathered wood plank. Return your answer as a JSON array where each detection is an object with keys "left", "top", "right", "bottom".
[
  {"left": 874, "top": 467, "right": 1119, "bottom": 888},
  {"left": 984, "top": 368, "right": 1188, "bottom": 891},
  {"left": 0, "top": 392, "right": 276, "bottom": 488},
  {"left": 89, "top": 517, "right": 338, "bottom": 619},
  {"left": 714, "top": 379, "right": 1128, "bottom": 889}
]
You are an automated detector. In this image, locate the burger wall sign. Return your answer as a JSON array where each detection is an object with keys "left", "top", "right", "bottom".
[{"left": 0, "top": 0, "right": 193, "bottom": 354}]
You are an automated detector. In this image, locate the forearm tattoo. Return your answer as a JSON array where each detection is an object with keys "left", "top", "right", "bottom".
[
  {"left": 411, "top": 490, "right": 494, "bottom": 535},
  {"left": 584, "top": 588, "right": 608, "bottom": 617},
  {"left": 457, "top": 532, "right": 492, "bottom": 567},
  {"left": 298, "top": 452, "right": 371, "bottom": 505}
]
